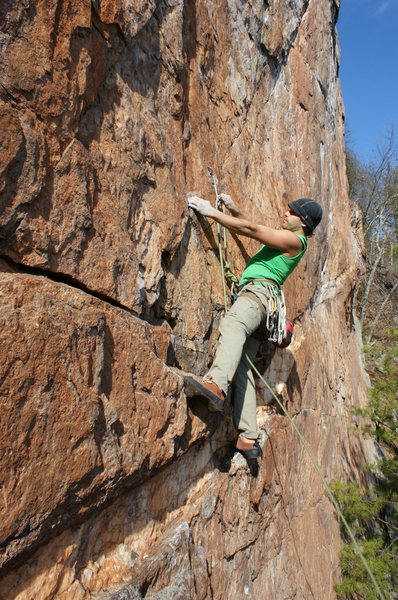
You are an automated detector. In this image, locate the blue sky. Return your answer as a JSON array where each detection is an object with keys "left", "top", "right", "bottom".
[{"left": 337, "top": 0, "right": 398, "bottom": 164}]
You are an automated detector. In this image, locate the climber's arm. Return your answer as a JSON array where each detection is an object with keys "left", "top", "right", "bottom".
[
  {"left": 187, "top": 196, "right": 302, "bottom": 254},
  {"left": 213, "top": 210, "right": 303, "bottom": 254}
]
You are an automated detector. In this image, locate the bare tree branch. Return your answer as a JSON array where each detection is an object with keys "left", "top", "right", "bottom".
[{"left": 366, "top": 280, "right": 398, "bottom": 343}]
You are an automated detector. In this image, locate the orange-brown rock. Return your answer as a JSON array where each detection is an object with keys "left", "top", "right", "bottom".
[
  {"left": 0, "top": 264, "right": 221, "bottom": 570},
  {"left": 0, "top": 0, "right": 374, "bottom": 598}
]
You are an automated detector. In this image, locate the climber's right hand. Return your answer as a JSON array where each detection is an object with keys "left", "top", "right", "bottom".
[{"left": 187, "top": 195, "right": 216, "bottom": 217}]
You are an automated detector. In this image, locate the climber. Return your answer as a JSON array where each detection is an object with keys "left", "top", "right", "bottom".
[{"left": 186, "top": 193, "right": 323, "bottom": 469}]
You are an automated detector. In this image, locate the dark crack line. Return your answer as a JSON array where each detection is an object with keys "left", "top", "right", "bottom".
[
  {"left": 0, "top": 83, "right": 19, "bottom": 104},
  {"left": 0, "top": 84, "right": 48, "bottom": 128},
  {"left": 225, "top": 537, "right": 258, "bottom": 562},
  {"left": 0, "top": 255, "right": 142, "bottom": 319}
]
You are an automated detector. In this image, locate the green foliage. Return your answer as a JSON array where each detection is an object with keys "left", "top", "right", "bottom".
[
  {"left": 360, "top": 333, "right": 398, "bottom": 492},
  {"left": 336, "top": 539, "right": 396, "bottom": 600},
  {"left": 332, "top": 475, "right": 397, "bottom": 599},
  {"left": 331, "top": 481, "right": 382, "bottom": 529},
  {"left": 333, "top": 332, "right": 398, "bottom": 599}
]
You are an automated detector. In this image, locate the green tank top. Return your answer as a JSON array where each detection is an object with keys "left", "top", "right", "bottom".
[{"left": 239, "top": 234, "right": 308, "bottom": 287}]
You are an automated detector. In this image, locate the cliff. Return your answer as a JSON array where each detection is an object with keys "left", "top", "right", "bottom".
[{"left": 0, "top": 1, "right": 372, "bottom": 598}]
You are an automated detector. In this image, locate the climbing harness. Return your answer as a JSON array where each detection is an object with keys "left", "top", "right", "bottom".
[
  {"left": 239, "top": 281, "right": 287, "bottom": 345},
  {"left": 238, "top": 284, "right": 284, "bottom": 345},
  {"left": 204, "top": 172, "right": 385, "bottom": 600}
]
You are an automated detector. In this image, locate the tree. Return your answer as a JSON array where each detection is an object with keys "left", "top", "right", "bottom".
[
  {"left": 332, "top": 137, "right": 398, "bottom": 599},
  {"left": 333, "top": 333, "right": 398, "bottom": 599},
  {"left": 346, "top": 133, "right": 398, "bottom": 342}
]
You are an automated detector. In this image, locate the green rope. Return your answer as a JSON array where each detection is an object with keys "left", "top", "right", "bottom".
[
  {"left": 208, "top": 168, "right": 239, "bottom": 311},
  {"left": 206, "top": 170, "right": 385, "bottom": 599}
]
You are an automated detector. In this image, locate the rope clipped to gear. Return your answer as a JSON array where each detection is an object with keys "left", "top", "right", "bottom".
[
  {"left": 206, "top": 169, "right": 385, "bottom": 600},
  {"left": 208, "top": 168, "right": 239, "bottom": 311}
]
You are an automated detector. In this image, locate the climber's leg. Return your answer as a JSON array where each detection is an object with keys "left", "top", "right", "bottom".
[
  {"left": 232, "top": 334, "right": 261, "bottom": 441},
  {"left": 204, "top": 295, "right": 264, "bottom": 396}
]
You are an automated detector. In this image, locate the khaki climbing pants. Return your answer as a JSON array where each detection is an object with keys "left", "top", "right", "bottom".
[{"left": 204, "top": 282, "right": 276, "bottom": 440}]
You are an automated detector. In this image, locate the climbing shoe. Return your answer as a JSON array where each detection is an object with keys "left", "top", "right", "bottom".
[
  {"left": 183, "top": 376, "right": 225, "bottom": 413},
  {"left": 236, "top": 440, "right": 263, "bottom": 477}
]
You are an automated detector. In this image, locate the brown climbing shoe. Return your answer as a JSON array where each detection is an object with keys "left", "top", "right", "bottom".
[
  {"left": 202, "top": 380, "right": 225, "bottom": 401},
  {"left": 183, "top": 376, "right": 225, "bottom": 413}
]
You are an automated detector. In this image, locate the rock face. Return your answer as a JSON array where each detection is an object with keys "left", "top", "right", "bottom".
[{"left": 0, "top": 1, "right": 372, "bottom": 598}]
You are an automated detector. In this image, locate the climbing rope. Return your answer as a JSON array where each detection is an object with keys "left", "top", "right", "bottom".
[
  {"left": 208, "top": 168, "right": 239, "bottom": 311},
  {"left": 247, "top": 356, "right": 385, "bottom": 600},
  {"left": 207, "top": 173, "right": 386, "bottom": 600}
]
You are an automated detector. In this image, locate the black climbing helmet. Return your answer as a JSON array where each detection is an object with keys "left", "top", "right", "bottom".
[{"left": 288, "top": 198, "right": 323, "bottom": 233}]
